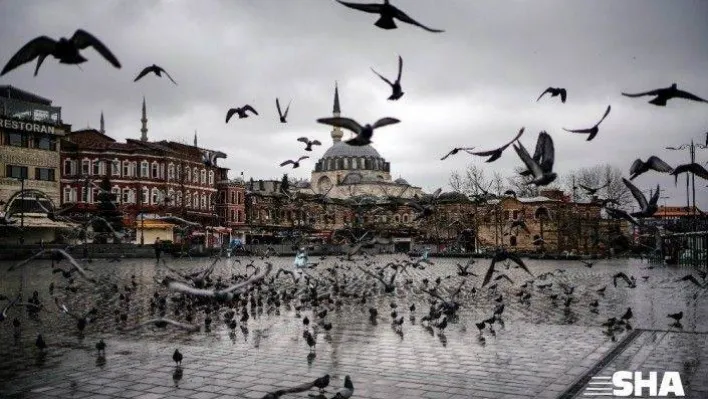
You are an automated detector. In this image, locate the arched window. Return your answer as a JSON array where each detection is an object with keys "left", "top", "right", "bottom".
[
  {"left": 151, "top": 162, "right": 159, "bottom": 178},
  {"left": 151, "top": 188, "right": 159, "bottom": 204},
  {"left": 122, "top": 188, "right": 131, "bottom": 203},
  {"left": 112, "top": 187, "right": 121, "bottom": 203},
  {"left": 185, "top": 167, "right": 191, "bottom": 182},
  {"left": 168, "top": 164, "right": 175, "bottom": 180},
  {"left": 208, "top": 170, "right": 214, "bottom": 185},
  {"left": 201, "top": 194, "right": 206, "bottom": 209},
  {"left": 63, "top": 186, "right": 72, "bottom": 203},
  {"left": 510, "top": 236, "right": 517, "bottom": 246},
  {"left": 200, "top": 169, "right": 206, "bottom": 184},
  {"left": 93, "top": 159, "right": 102, "bottom": 176},
  {"left": 141, "top": 187, "right": 149, "bottom": 204},
  {"left": 402, "top": 214, "right": 409, "bottom": 223},
  {"left": 140, "top": 161, "right": 149, "bottom": 178},
  {"left": 176, "top": 165, "right": 181, "bottom": 181},
  {"left": 185, "top": 191, "right": 191, "bottom": 207},
  {"left": 394, "top": 214, "right": 400, "bottom": 223},
  {"left": 81, "top": 159, "right": 90, "bottom": 174},
  {"left": 343, "top": 158, "right": 349, "bottom": 169},
  {"left": 176, "top": 191, "right": 183, "bottom": 206},
  {"left": 111, "top": 159, "right": 120, "bottom": 177},
  {"left": 193, "top": 167, "right": 199, "bottom": 183},
  {"left": 63, "top": 159, "right": 73, "bottom": 175}
]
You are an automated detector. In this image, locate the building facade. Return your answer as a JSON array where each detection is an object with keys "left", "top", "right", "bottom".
[
  {"left": 59, "top": 98, "right": 232, "bottom": 244},
  {"left": 0, "top": 85, "right": 75, "bottom": 244}
]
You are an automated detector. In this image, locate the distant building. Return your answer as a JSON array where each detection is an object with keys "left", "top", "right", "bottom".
[
  {"left": 0, "top": 85, "right": 75, "bottom": 244},
  {"left": 59, "top": 98, "right": 232, "bottom": 245}
]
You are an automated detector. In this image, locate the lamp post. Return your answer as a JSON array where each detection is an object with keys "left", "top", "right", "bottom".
[
  {"left": 666, "top": 138, "right": 707, "bottom": 230},
  {"left": 13, "top": 176, "right": 27, "bottom": 245}
]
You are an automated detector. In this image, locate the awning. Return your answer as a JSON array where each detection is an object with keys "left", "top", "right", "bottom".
[
  {"left": 134, "top": 220, "right": 176, "bottom": 230},
  {"left": 206, "top": 226, "right": 232, "bottom": 233},
  {"left": 8, "top": 214, "right": 80, "bottom": 229}
]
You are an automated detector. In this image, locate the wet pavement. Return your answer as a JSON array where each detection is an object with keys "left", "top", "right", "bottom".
[{"left": 0, "top": 255, "right": 706, "bottom": 398}]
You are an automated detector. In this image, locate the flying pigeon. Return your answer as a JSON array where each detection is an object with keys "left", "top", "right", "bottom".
[
  {"left": 440, "top": 147, "right": 475, "bottom": 161},
  {"left": 469, "top": 127, "right": 525, "bottom": 163},
  {"left": 316, "top": 116, "right": 400, "bottom": 146},
  {"left": 1, "top": 29, "right": 121, "bottom": 76},
  {"left": 537, "top": 87, "right": 567, "bottom": 103},
  {"left": 335, "top": 0, "right": 444, "bottom": 33},
  {"left": 622, "top": 83, "right": 708, "bottom": 106},
  {"left": 134, "top": 64, "right": 177, "bottom": 85},
  {"left": 297, "top": 137, "right": 322, "bottom": 151},
  {"left": 226, "top": 105, "right": 258, "bottom": 123},
  {"left": 563, "top": 105, "right": 611, "bottom": 141},
  {"left": 371, "top": 55, "right": 404, "bottom": 100},
  {"left": 514, "top": 131, "right": 557, "bottom": 186},
  {"left": 276, "top": 98, "right": 291, "bottom": 123},
  {"left": 629, "top": 156, "right": 674, "bottom": 180},
  {"left": 280, "top": 156, "right": 309, "bottom": 169}
]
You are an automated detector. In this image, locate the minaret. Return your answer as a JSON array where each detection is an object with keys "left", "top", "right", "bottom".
[
  {"left": 193, "top": 130, "right": 198, "bottom": 147},
  {"left": 140, "top": 96, "right": 148, "bottom": 142},
  {"left": 331, "top": 81, "right": 343, "bottom": 143},
  {"left": 99, "top": 111, "right": 105, "bottom": 134}
]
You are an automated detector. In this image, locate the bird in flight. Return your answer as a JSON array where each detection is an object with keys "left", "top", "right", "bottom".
[
  {"left": 280, "top": 156, "right": 310, "bottom": 169},
  {"left": 629, "top": 156, "right": 674, "bottom": 180},
  {"left": 537, "top": 87, "right": 567, "bottom": 103},
  {"left": 276, "top": 98, "right": 291, "bottom": 123},
  {"left": 371, "top": 55, "right": 404, "bottom": 100},
  {"left": 622, "top": 83, "right": 708, "bottom": 106},
  {"left": 577, "top": 183, "right": 609, "bottom": 196},
  {"left": 297, "top": 137, "right": 322, "bottom": 152},
  {"left": 670, "top": 163, "right": 708, "bottom": 184},
  {"left": 226, "top": 105, "right": 258, "bottom": 123},
  {"left": 1, "top": 29, "right": 121, "bottom": 76},
  {"left": 316, "top": 116, "right": 400, "bottom": 146},
  {"left": 469, "top": 128, "right": 525, "bottom": 163},
  {"left": 202, "top": 150, "right": 226, "bottom": 167},
  {"left": 134, "top": 64, "right": 177, "bottom": 85},
  {"left": 440, "top": 147, "right": 475, "bottom": 161},
  {"left": 335, "top": 0, "right": 444, "bottom": 33},
  {"left": 514, "top": 131, "right": 557, "bottom": 186},
  {"left": 563, "top": 105, "right": 611, "bottom": 141},
  {"left": 623, "top": 178, "right": 659, "bottom": 218}
]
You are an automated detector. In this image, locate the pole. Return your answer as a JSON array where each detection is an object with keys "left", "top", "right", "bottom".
[{"left": 20, "top": 177, "right": 25, "bottom": 245}]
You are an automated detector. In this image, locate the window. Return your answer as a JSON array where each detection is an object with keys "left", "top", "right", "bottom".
[
  {"left": 151, "top": 162, "right": 159, "bottom": 179},
  {"left": 167, "top": 189, "right": 175, "bottom": 205},
  {"left": 512, "top": 210, "right": 519, "bottom": 220},
  {"left": 131, "top": 162, "right": 137, "bottom": 177},
  {"left": 35, "top": 135, "right": 56, "bottom": 150},
  {"left": 176, "top": 191, "right": 182, "bottom": 206},
  {"left": 200, "top": 169, "right": 206, "bottom": 184},
  {"left": 6, "top": 165, "right": 28, "bottom": 179},
  {"left": 5, "top": 132, "right": 28, "bottom": 147},
  {"left": 394, "top": 215, "right": 400, "bottom": 223},
  {"left": 185, "top": 192, "right": 191, "bottom": 207},
  {"left": 185, "top": 167, "right": 191, "bottom": 182},
  {"left": 151, "top": 188, "right": 159, "bottom": 205},
  {"left": 123, "top": 161, "right": 131, "bottom": 177},
  {"left": 208, "top": 170, "right": 214, "bottom": 185},
  {"left": 201, "top": 194, "right": 206, "bottom": 209},
  {"left": 35, "top": 168, "right": 55, "bottom": 181},
  {"left": 168, "top": 164, "right": 175, "bottom": 180},
  {"left": 92, "top": 188, "right": 99, "bottom": 203},
  {"left": 141, "top": 188, "right": 149, "bottom": 205},
  {"left": 92, "top": 160, "right": 101, "bottom": 176},
  {"left": 112, "top": 187, "right": 121, "bottom": 203},
  {"left": 140, "top": 161, "right": 149, "bottom": 178},
  {"left": 63, "top": 187, "right": 72, "bottom": 203},
  {"left": 81, "top": 160, "right": 90, "bottom": 175},
  {"left": 193, "top": 167, "right": 199, "bottom": 183},
  {"left": 63, "top": 159, "right": 73, "bottom": 175},
  {"left": 176, "top": 165, "right": 181, "bottom": 181},
  {"left": 111, "top": 160, "right": 120, "bottom": 177},
  {"left": 122, "top": 188, "right": 131, "bottom": 203},
  {"left": 403, "top": 214, "right": 409, "bottom": 223},
  {"left": 80, "top": 187, "right": 90, "bottom": 203},
  {"left": 510, "top": 236, "right": 517, "bottom": 246}
]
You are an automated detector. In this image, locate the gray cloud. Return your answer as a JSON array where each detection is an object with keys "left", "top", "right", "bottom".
[{"left": 1, "top": 0, "right": 707, "bottom": 208}]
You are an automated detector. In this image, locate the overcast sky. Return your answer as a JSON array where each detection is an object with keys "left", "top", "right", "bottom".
[{"left": 1, "top": 0, "right": 707, "bottom": 208}]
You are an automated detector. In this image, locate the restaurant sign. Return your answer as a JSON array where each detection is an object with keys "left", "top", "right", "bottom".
[{"left": 0, "top": 117, "right": 56, "bottom": 134}]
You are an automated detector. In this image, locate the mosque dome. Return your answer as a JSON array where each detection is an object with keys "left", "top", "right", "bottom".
[
  {"left": 394, "top": 177, "right": 409, "bottom": 185},
  {"left": 321, "top": 141, "right": 382, "bottom": 159}
]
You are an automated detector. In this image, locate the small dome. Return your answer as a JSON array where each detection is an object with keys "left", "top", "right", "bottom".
[
  {"left": 321, "top": 141, "right": 382, "bottom": 159},
  {"left": 394, "top": 177, "right": 409, "bottom": 185}
]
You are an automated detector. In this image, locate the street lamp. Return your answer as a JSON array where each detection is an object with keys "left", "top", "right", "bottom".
[{"left": 12, "top": 177, "right": 27, "bottom": 245}]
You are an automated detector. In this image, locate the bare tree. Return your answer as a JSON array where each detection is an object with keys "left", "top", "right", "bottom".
[
  {"left": 448, "top": 164, "right": 494, "bottom": 197},
  {"left": 564, "top": 164, "right": 632, "bottom": 207},
  {"left": 505, "top": 167, "right": 541, "bottom": 197}
]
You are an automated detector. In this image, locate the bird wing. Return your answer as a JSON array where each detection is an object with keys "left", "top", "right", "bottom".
[
  {"left": 440, "top": 149, "right": 456, "bottom": 160},
  {"left": 622, "top": 178, "right": 648, "bottom": 209},
  {"left": 649, "top": 184, "right": 661, "bottom": 206},
  {"left": 311, "top": 140, "right": 321, "bottom": 145},
  {"left": 218, "top": 262, "right": 272, "bottom": 294},
  {"left": 166, "top": 280, "right": 216, "bottom": 297},
  {"left": 621, "top": 89, "right": 663, "bottom": 98},
  {"left": 297, "top": 137, "right": 309, "bottom": 144},
  {"left": 371, "top": 67, "right": 393, "bottom": 86},
  {"left": 646, "top": 156, "right": 674, "bottom": 173},
  {"left": 507, "top": 253, "right": 533, "bottom": 278},
  {"left": 335, "top": 0, "right": 383, "bottom": 14},
  {"left": 481, "top": 258, "right": 497, "bottom": 287},
  {"left": 372, "top": 117, "right": 401, "bottom": 129},
  {"left": 563, "top": 127, "right": 593, "bottom": 134},
  {"left": 560, "top": 89, "right": 567, "bottom": 103},
  {"left": 538, "top": 131, "right": 555, "bottom": 172},
  {"left": 161, "top": 68, "right": 178, "bottom": 85},
  {"left": 514, "top": 142, "right": 543, "bottom": 179},
  {"left": 9, "top": 249, "right": 48, "bottom": 271},
  {"left": 396, "top": 55, "right": 403, "bottom": 82},
  {"left": 280, "top": 160, "right": 294, "bottom": 167},
  {"left": 536, "top": 88, "right": 551, "bottom": 102},
  {"left": 70, "top": 30, "right": 121, "bottom": 68},
  {"left": 276, "top": 98, "right": 283, "bottom": 118},
  {"left": 595, "top": 105, "right": 612, "bottom": 126},
  {"left": 629, "top": 159, "right": 644, "bottom": 179},
  {"left": 55, "top": 249, "right": 97, "bottom": 284},
  {"left": 317, "top": 117, "right": 363, "bottom": 134},
  {"left": 674, "top": 89, "right": 708, "bottom": 102},
  {"left": 391, "top": 6, "right": 445, "bottom": 33},
  {"left": 1, "top": 36, "right": 57, "bottom": 76},
  {"left": 297, "top": 156, "right": 310, "bottom": 162},
  {"left": 226, "top": 108, "right": 238, "bottom": 123},
  {"left": 243, "top": 105, "right": 258, "bottom": 115},
  {"left": 578, "top": 184, "right": 592, "bottom": 192},
  {"left": 472, "top": 127, "right": 526, "bottom": 156}
]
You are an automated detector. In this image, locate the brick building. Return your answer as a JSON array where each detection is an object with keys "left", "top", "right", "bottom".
[
  {"left": 59, "top": 98, "right": 239, "bottom": 245},
  {"left": 0, "top": 85, "right": 75, "bottom": 244}
]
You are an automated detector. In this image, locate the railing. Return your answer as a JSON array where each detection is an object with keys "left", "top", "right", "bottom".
[{"left": 654, "top": 231, "right": 708, "bottom": 271}]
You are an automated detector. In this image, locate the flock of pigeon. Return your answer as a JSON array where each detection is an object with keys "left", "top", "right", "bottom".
[{"left": 1, "top": 1, "right": 708, "bottom": 397}]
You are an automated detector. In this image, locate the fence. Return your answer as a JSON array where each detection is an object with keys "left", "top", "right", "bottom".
[{"left": 654, "top": 231, "right": 708, "bottom": 271}]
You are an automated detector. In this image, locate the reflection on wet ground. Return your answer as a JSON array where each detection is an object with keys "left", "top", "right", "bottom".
[{"left": 1, "top": 256, "right": 706, "bottom": 398}]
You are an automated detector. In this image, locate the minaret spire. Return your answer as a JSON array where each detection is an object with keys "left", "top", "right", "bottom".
[
  {"left": 193, "top": 130, "right": 198, "bottom": 147},
  {"left": 99, "top": 111, "right": 105, "bottom": 134},
  {"left": 331, "top": 81, "right": 343, "bottom": 143},
  {"left": 140, "top": 96, "right": 148, "bottom": 142}
]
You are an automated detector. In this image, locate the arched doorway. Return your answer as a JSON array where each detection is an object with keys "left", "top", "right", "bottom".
[{"left": 4, "top": 189, "right": 55, "bottom": 216}]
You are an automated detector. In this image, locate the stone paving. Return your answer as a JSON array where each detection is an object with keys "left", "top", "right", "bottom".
[{"left": 0, "top": 255, "right": 706, "bottom": 398}]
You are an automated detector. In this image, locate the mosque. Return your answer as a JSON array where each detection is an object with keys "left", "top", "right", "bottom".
[{"left": 293, "top": 83, "right": 424, "bottom": 200}]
